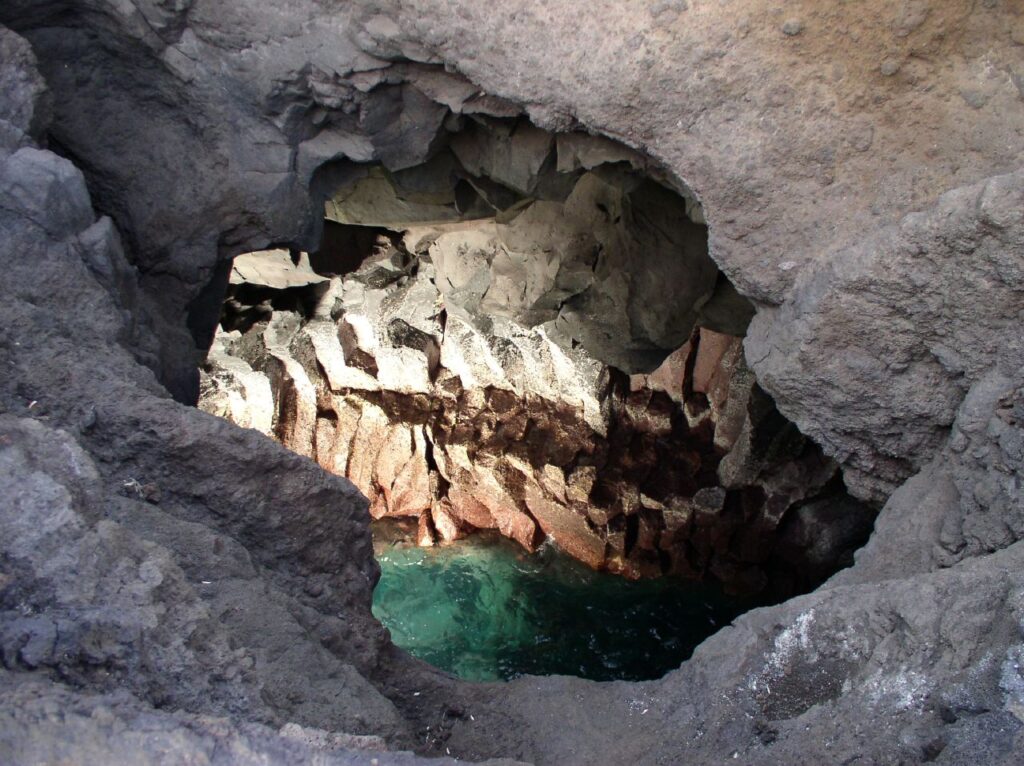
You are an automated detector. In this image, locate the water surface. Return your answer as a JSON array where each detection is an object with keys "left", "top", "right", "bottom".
[{"left": 372, "top": 527, "right": 753, "bottom": 682}]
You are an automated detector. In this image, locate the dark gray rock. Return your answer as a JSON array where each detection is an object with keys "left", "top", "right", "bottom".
[
  {"left": 747, "top": 168, "right": 1024, "bottom": 504},
  {"left": 0, "top": 3, "right": 1022, "bottom": 765},
  {"left": 0, "top": 672, "right": 496, "bottom": 766},
  {"left": 0, "top": 25, "right": 49, "bottom": 151},
  {"left": 0, "top": 148, "right": 93, "bottom": 239}
]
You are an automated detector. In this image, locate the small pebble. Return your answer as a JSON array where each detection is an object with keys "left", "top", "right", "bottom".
[
  {"left": 79, "top": 407, "right": 97, "bottom": 433},
  {"left": 880, "top": 59, "right": 901, "bottom": 76},
  {"left": 782, "top": 19, "right": 804, "bottom": 36}
]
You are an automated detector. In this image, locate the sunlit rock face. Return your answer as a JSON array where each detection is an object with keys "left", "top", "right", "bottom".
[
  {"left": 3, "top": 1, "right": 1024, "bottom": 764},
  {"left": 202, "top": 126, "right": 872, "bottom": 595},
  {"left": 320, "top": 120, "right": 719, "bottom": 373}
]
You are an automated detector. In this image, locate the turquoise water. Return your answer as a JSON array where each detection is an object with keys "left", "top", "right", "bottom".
[{"left": 372, "top": 529, "right": 753, "bottom": 682}]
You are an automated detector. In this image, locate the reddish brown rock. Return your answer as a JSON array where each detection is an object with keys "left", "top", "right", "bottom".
[
  {"left": 431, "top": 500, "right": 466, "bottom": 542},
  {"left": 516, "top": 463, "right": 606, "bottom": 569},
  {"left": 261, "top": 351, "right": 319, "bottom": 459},
  {"left": 373, "top": 425, "right": 414, "bottom": 513},
  {"left": 207, "top": 249, "right": 858, "bottom": 594},
  {"left": 464, "top": 462, "right": 539, "bottom": 551},
  {"left": 446, "top": 485, "right": 499, "bottom": 531},
  {"left": 692, "top": 329, "right": 737, "bottom": 396},
  {"left": 388, "top": 429, "right": 433, "bottom": 518},
  {"left": 629, "top": 340, "right": 692, "bottom": 403},
  {"left": 347, "top": 404, "right": 390, "bottom": 511}
]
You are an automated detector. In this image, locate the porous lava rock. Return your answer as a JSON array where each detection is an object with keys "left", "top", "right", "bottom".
[{"left": 1, "top": 3, "right": 1023, "bottom": 765}]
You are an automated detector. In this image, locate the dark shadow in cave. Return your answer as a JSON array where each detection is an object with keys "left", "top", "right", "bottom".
[{"left": 198, "top": 114, "right": 877, "bottom": 682}]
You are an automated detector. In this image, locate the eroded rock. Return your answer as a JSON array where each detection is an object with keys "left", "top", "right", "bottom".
[
  {"left": 2, "top": 4, "right": 1023, "bottom": 764},
  {"left": 205, "top": 233, "right": 865, "bottom": 594}
]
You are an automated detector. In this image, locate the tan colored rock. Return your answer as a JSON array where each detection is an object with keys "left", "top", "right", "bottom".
[
  {"left": 566, "top": 465, "right": 596, "bottom": 504},
  {"left": 230, "top": 249, "right": 326, "bottom": 290},
  {"left": 662, "top": 504, "right": 693, "bottom": 536},
  {"left": 629, "top": 340, "right": 692, "bottom": 403},
  {"left": 199, "top": 331, "right": 275, "bottom": 436},
  {"left": 346, "top": 403, "right": 390, "bottom": 509},
  {"left": 318, "top": 396, "right": 362, "bottom": 476},
  {"left": 464, "top": 462, "right": 539, "bottom": 551},
  {"left": 374, "top": 347, "right": 433, "bottom": 394},
  {"left": 388, "top": 427, "right": 433, "bottom": 517},
  {"left": 303, "top": 320, "right": 380, "bottom": 393},
  {"left": 555, "top": 132, "right": 645, "bottom": 173},
  {"left": 326, "top": 168, "right": 462, "bottom": 228},
  {"left": 692, "top": 329, "right": 740, "bottom": 397},
  {"left": 431, "top": 500, "right": 465, "bottom": 542},
  {"left": 416, "top": 511, "right": 435, "bottom": 547},
  {"left": 538, "top": 464, "right": 568, "bottom": 503},
  {"left": 372, "top": 424, "right": 414, "bottom": 515},
  {"left": 446, "top": 484, "right": 498, "bottom": 530},
  {"left": 265, "top": 350, "right": 318, "bottom": 459},
  {"left": 314, "top": 416, "right": 337, "bottom": 471}
]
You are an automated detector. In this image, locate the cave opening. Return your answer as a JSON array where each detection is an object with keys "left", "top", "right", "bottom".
[{"left": 199, "top": 115, "right": 875, "bottom": 682}]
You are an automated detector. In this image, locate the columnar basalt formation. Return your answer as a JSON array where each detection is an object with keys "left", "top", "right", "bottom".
[
  {"left": 203, "top": 232, "right": 868, "bottom": 593},
  {"left": 2, "top": 2, "right": 1024, "bottom": 765},
  {"left": 201, "top": 120, "right": 871, "bottom": 593}
]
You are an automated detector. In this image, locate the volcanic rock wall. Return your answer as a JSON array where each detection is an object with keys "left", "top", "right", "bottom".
[
  {"left": 2, "top": 1, "right": 1024, "bottom": 765},
  {"left": 202, "top": 123, "right": 871, "bottom": 594},
  {"left": 204, "top": 240, "right": 869, "bottom": 593}
]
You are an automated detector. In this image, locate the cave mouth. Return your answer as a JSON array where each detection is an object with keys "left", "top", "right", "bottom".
[{"left": 199, "top": 114, "right": 875, "bottom": 682}]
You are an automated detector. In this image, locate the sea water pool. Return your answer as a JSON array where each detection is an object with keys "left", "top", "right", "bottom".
[{"left": 372, "top": 528, "right": 755, "bottom": 682}]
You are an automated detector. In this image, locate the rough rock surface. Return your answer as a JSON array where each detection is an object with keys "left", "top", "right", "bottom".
[
  {"left": 2, "top": 0, "right": 1021, "bottom": 502},
  {"left": 203, "top": 241, "right": 867, "bottom": 593},
  {"left": 0, "top": 3, "right": 1022, "bottom": 765},
  {"left": 748, "top": 169, "right": 1024, "bottom": 503},
  {"left": 0, "top": 671, "right": 495, "bottom": 766}
]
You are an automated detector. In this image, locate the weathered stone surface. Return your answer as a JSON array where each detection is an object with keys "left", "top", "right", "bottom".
[
  {"left": 0, "top": 673, "right": 482, "bottom": 766},
  {"left": 450, "top": 541, "right": 1024, "bottom": 766},
  {"left": 210, "top": 245, "right": 862, "bottom": 594},
  {"left": 522, "top": 486, "right": 606, "bottom": 571},
  {"left": 2, "top": 3, "right": 1023, "bottom": 765},
  {"left": 450, "top": 118, "right": 554, "bottom": 195},
  {"left": 0, "top": 147, "right": 94, "bottom": 240},
  {"left": 326, "top": 166, "right": 465, "bottom": 229},
  {"left": 0, "top": 102, "right": 436, "bottom": 759},
  {"left": 748, "top": 168, "right": 1024, "bottom": 504},
  {"left": 230, "top": 249, "right": 327, "bottom": 290},
  {"left": 0, "top": 26, "right": 49, "bottom": 152},
  {"left": 199, "top": 334, "right": 275, "bottom": 435},
  {"left": 630, "top": 341, "right": 691, "bottom": 404},
  {"left": 3, "top": 0, "right": 1020, "bottom": 504},
  {"left": 692, "top": 329, "right": 739, "bottom": 398}
]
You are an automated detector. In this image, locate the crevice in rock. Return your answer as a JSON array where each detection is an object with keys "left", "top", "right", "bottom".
[{"left": 199, "top": 114, "right": 876, "bottom": 612}]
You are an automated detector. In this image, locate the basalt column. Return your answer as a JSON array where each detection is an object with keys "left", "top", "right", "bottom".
[{"left": 201, "top": 118, "right": 874, "bottom": 596}]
